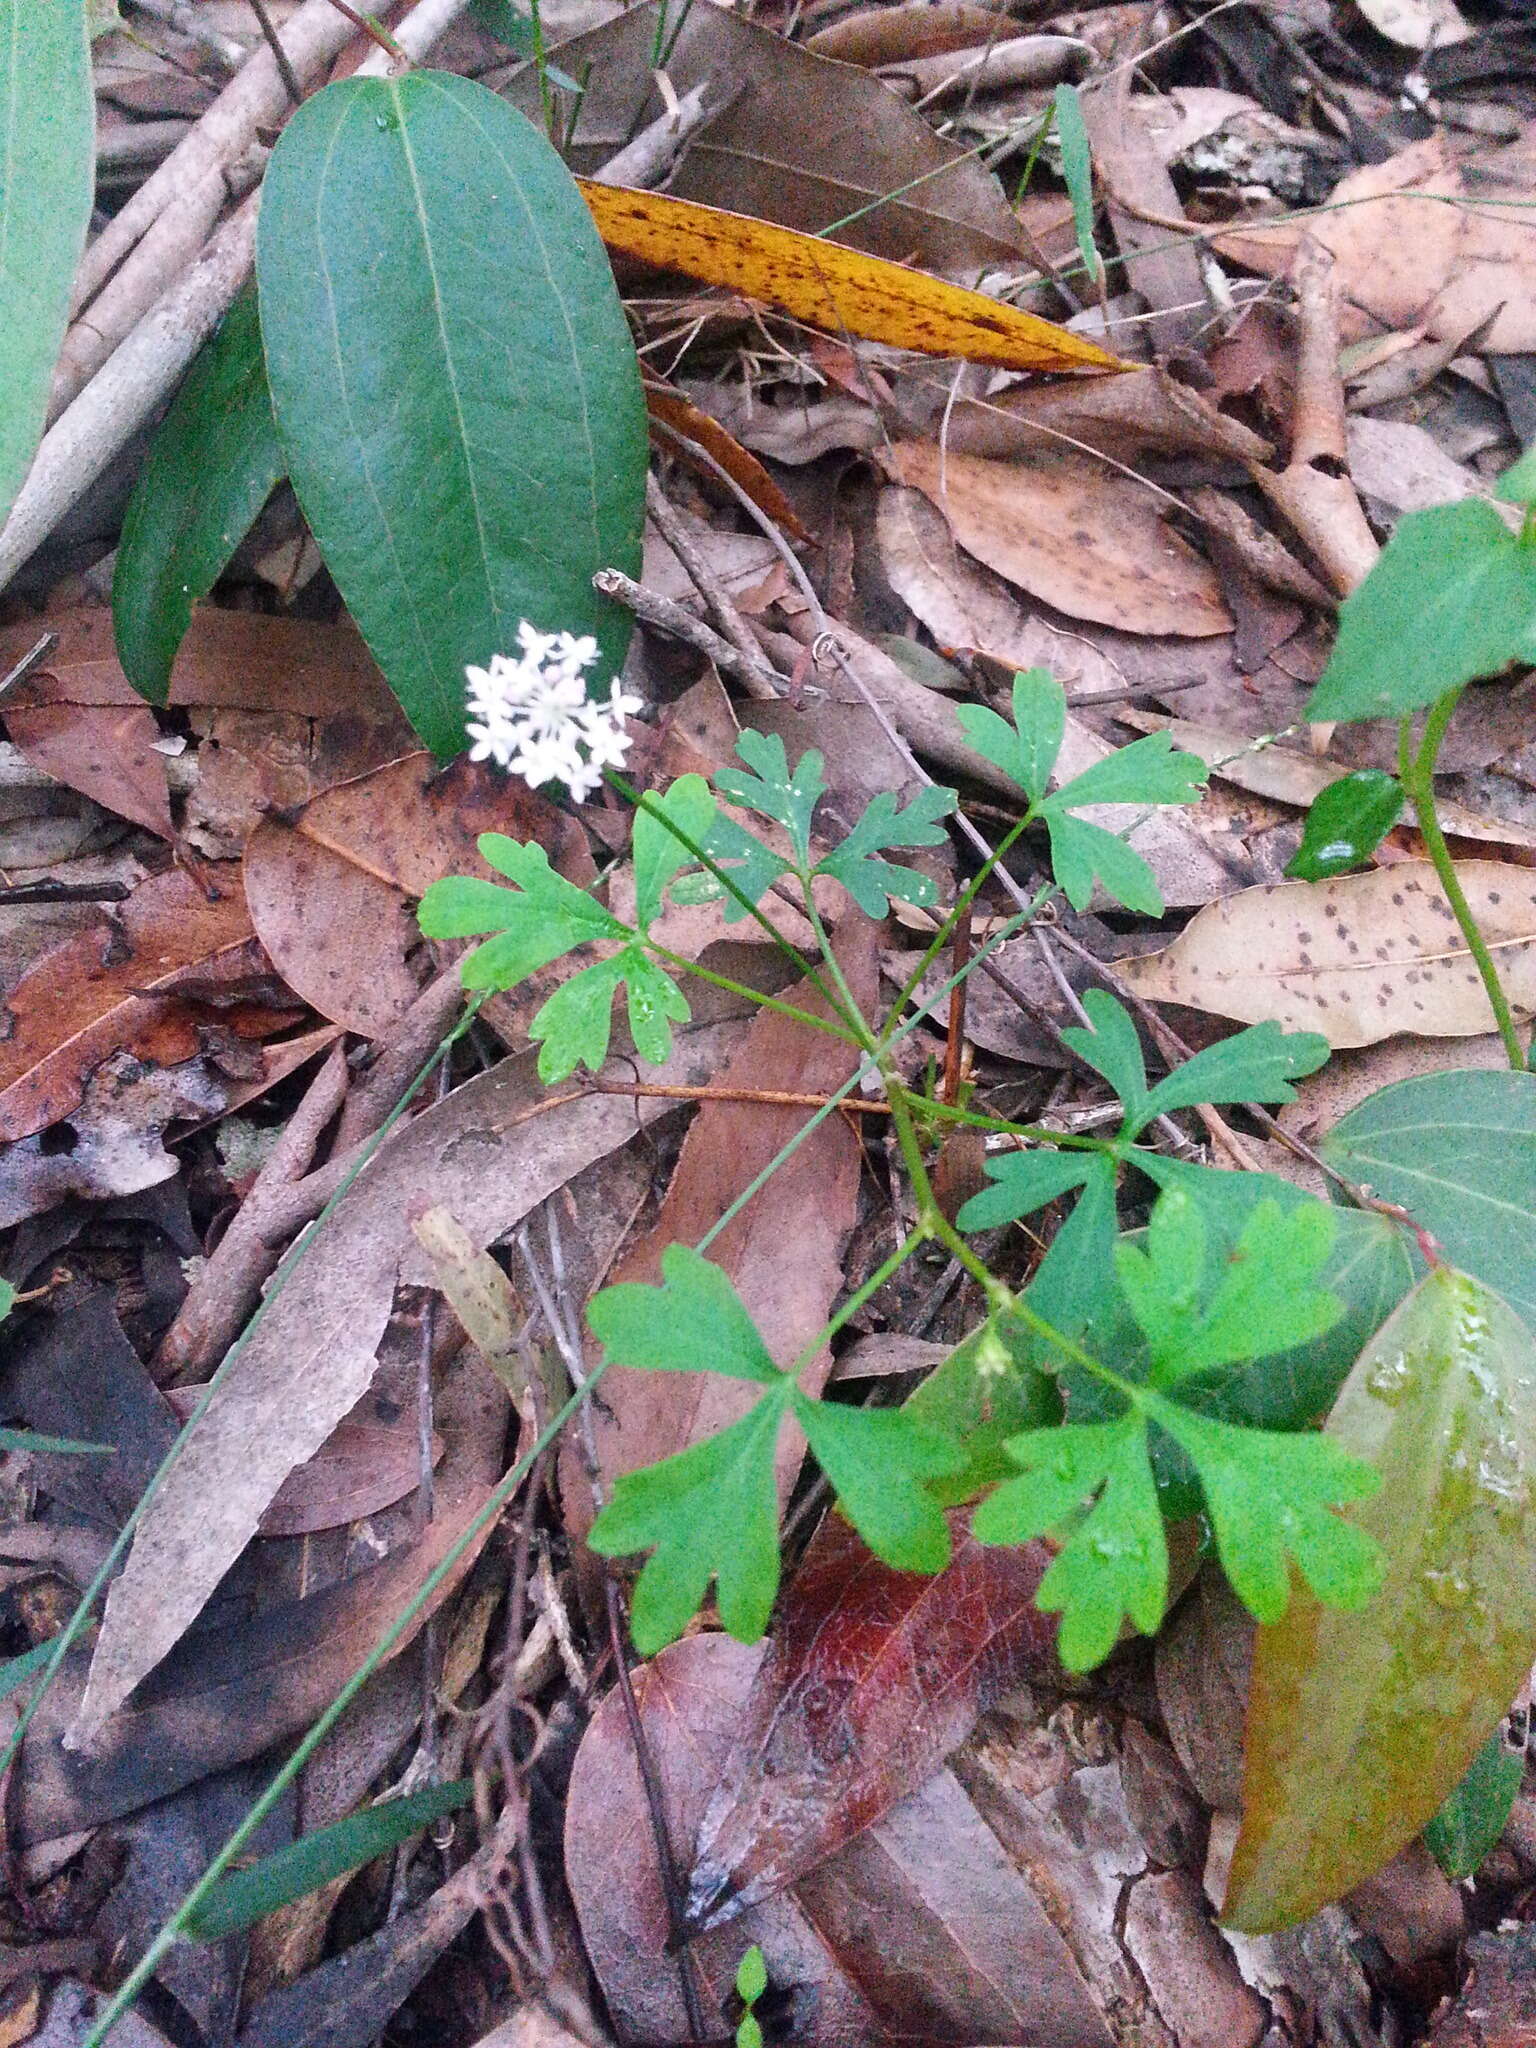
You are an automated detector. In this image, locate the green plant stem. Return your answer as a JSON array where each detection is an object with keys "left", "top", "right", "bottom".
[
  {"left": 0, "top": 1003, "right": 484, "bottom": 1790},
  {"left": 81, "top": 1358, "right": 605, "bottom": 2048},
  {"left": 1399, "top": 691, "right": 1526, "bottom": 1070},
  {"left": 879, "top": 821, "right": 1041, "bottom": 1047},
  {"left": 647, "top": 943, "right": 860, "bottom": 1046}
]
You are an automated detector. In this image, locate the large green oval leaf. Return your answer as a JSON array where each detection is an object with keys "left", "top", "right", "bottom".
[
  {"left": 256, "top": 71, "right": 647, "bottom": 757},
  {"left": 113, "top": 288, "right": 284, "bottom": 703},
  {"left": 1225, "top": 1265, "right": 1536, "bottom": 1931},
  {"left": 0, "top": 0, "right": 94, "bottom": 527},
  {"left": 1323, "top": 1069, "right": 1536, "bottom": 1329}
]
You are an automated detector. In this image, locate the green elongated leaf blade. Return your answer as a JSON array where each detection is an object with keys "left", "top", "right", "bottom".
[
  {"left": 791, "top": 1392, "right": 961, "bottom": 1573},
  {"left": 0, "top": 1427, "right": 111, "bottom": 1455},
  {"left": 1042, "top": 731, "right": 1206, "bottom": 814},
  {"left": 418, "top": 835, "right": 624, "bottom": 992},
  {"left": 186, "top": 1778, "right": 472, "bottom": 1941},
  {"left": 974, "top": 1411, "right": 1168, "bottom": 1671},
  {"left": 1225, "top": 1266, "right": 1536, "bottom": 1932},
  {"left": 588, "top": 1390, "right": 789, "bottom": 1649},
  {"left": 1139, "top": 1021, "right": 1330, "bottom": 1132},
  {"left": 1423, "top": 1731, "right": 1524, "bottom": 1880},
  {"left": 817, "top": 784, "right": 956, "bottom": 918},
  {"left": 955, "top": 1149, "right": 1096, "bottom": 1233},
  {"left": 0, "top": 1277, "right": 13, "bottom": 1321},
  {"left": 0, "top": 0, "right": 94, "bottom": 527},
  {"left": 954, "top": 669, "right": 1063, "bottom": 805},
  {"left": 714, "top": 730, "right": 825, "bottom": 868},
  {"left": 1284, "top": 770, "right": 1404, "bottom": 883},
  {"left": 1051, "top": 84, "right": 1102, "bottom": 285},
  {"left": 257, "top": 72, "right": 647, "bottom": 757},
  {"left": 1059, "top": 989, "right": 1149, "bottom": 1130},
  {"left": 1494, "top": 442, "right": 1536, "bottom": 509},
  {"left": 587, "top": 1242, "right": 783, "bottom": 1384},
  {"left": 0, "top": 1636, "right": 59, "bottom": 1701},
  {"left": 1322, "top": 1069, "right": 1536, "bottom": 1329},
  {"left": 112, "top": 289, "right": 283, "bottom": 704},
  {"left": 633, "top": 774, "right": 716, "bottom": 929},
  {"left": 1305, "top": 501, "right": 1536, "bottom": 724},
  {"left": 1044, "top": 812, "right": 1164, "bottom": 915}
]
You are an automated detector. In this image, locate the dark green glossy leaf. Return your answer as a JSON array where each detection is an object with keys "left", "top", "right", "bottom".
[
  {"left": 0, "top": 0, "right": 94, "bottom": 526},
  {"left": 1424, "top": 1730, "right": 1523, "bottom": 1880},
  {"left": 1323, "top": 1069, "right": 1536, "bottom": 1328},
  {"left": 1285, "top": 771, "right": 1404, "bottom": 883},
  {"left": 257, "top": 72, "right": 647, "bottom": 757},
  {"left": 113, "top": 289, "right": 283, "bottom": 704},
  {"left": 1305, "top": 501, "right": 1536, "bottom": 723},
  {"left": 1227, "top": 1266, "right": 1536, "bottom": 1931},
  {"left": 186, "top": 1777, "right": 472, "bottom": 1940}
]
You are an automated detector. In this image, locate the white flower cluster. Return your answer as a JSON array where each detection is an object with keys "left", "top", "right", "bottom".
[{"left": 464, "top": 623, "right": 643, "bottom": 800}]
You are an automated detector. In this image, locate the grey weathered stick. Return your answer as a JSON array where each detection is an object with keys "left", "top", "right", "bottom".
[
  {"left": 644, "top": 473, "right": 784, "bottom": 693},
  {"left": 594, "top": 566, "right": 786, "bottom": 697}
]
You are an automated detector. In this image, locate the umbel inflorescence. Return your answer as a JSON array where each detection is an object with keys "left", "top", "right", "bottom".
[{"left": 464, "top": 623, "right": 643, "bottom": 799}]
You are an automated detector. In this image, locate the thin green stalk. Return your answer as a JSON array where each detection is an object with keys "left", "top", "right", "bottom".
[
  {"left": 0, "top": 1004, "right": 483, "bottom": 1787},
  {"left": 1399, "top": 691, "right": 1525, "bottom": 1070},
  {"left": 648, "top": 944, "right": 860, "bottom": 1046},
  {"left": 879, "top": 822, "right": 1041, "bottom": 1047},
  {"left": 81, "top": 1360, "right": 607, "bottom": 2048}
]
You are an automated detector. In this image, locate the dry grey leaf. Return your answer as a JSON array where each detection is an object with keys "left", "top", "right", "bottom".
[
  {"left": 1119, "top": 861, "right": 1536, "bottom": 1046},
  {"left": 68, "top": 1013, "right": 749, "bottom": 1745}
]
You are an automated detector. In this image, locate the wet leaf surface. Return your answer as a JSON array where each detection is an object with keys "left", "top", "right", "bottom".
[{"left": 1228, "top": 1266, "right": 1536, "bottom": 1931}]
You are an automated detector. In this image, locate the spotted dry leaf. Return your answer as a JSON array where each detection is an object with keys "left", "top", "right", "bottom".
[{"left": 1118, "top": 862, "right": 1536, "bottom": 1047}]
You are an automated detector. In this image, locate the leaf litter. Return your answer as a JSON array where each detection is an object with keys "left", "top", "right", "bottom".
[{"left": 10, "top": 2, "right": 1536, "bottom": 2043}]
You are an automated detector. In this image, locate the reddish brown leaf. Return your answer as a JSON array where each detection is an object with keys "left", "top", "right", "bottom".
[
  {"left": 562, "top": 921, "right": 879, "bottom": 1538},
  {"left": 244, "top": 754, "right": 587, "bottom": 1036},
  {"left": 5, "top": 699, "right": 173, "bottom": 838},
  {"left": 562, "top": 1634, "right": 892, "bottom": 2046},
  {"left": 0, "top": 866, "right": 260, "bottom": 1143},
  {"left": 686, "top": 1511, "right": 1057, "bottom": 1929},
  {"left": 644, "top": 382, "right": 812, "bottom": 542}
]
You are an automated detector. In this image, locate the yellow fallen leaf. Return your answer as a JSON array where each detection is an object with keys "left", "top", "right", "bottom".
[{"left": 579, "top": 180, "right": 1125, "bottom": 374}]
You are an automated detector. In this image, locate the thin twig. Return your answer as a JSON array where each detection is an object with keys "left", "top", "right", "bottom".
[
  {"left": 246, "top": 0, "right": 303, "bottom": 101},
  {"left": 644, "top": 473, "right": 783, "bottom": 693},
  {"left": 594, "top": 566, "right": 786, "bottom": 696}
]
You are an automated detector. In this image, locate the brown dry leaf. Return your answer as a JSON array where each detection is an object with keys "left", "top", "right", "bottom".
[
  {"left": 244, "top": 754, "right": 578, "bottom": 1036},
  {"left": 1218, "top": 134, "right": 1536, "bottom": 354},
  {"left": 581, "top": 182, "right": 1120, "bottom": 373},
  {"left": 644, "top": 383, "right": 812, "bottom": 542},
  {"left": 4, "top": 699, "right": 173, "bottom": 838},
  {"left": 563, "top": 1636, "right": 892, "bottom": 2045},
  {"left": 805, "top": 1, "right": 1010, "bottom": 65},
  {"left": 68, "top": 1011, "right": 750, "bottom": 1745},
  {"left": 563, "top": 926, "right": 878, "bottom": 1536},
  {"left": 688, "top": 1510, "right": 1058, "bottom": 1930},
  {"left": 510, "top": 2, "right": 1028, "bottom": 273},
  {"left": 1080, "top": 79, "right": 1209, "bottom": 354},
  {"left": 883, "top": 441, "right": 1231, "bottom": 638},
  {"left": 1421, "top": 1922, "right": 1536, "bottom": 2048},
  {"left": 0, "top": 865, "right": 262, "bottom": 1144},
  {"left": 873, "top": 486, "right": 1242, "bottom": 909},
  {"left": 1119, "top": 861, "right": 1536, "bottom": 1046},
  {"left": 937, "top": 363, "right": 1273, "bottom": 468}
]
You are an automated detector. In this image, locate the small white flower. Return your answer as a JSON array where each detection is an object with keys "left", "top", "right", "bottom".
[{"left": 462, "top": 625, "right": 640, "bottom": 799}]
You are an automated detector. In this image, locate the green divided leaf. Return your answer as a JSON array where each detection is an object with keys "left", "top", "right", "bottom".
[
  {"left": 633, "top": 774, "right": 716, "bottom": 928},
  {"left": 714, "top": 729, "right": 826, "bottom": 869},
  {"left": 956, "top": 669, "right": 1063, "bottom": 805},
  {"left": 1305, "top": 500, "right": 1536, "bottom": 724},
  {"left": 973, "top": 1412, "right": 1167, "bottom": 1672},
  {"left": 417, "top": 833, "right": 624, "bottom": 991},
  {"left": 1040, "top": 814, "right": 1165, "bottom": 916},
  {"left": 591, "top": 1393, "right": 790, "bottom": 1651},
  {"left": 257, "top": 72, "right": 648, "bottom": 757},
  {"left": 186, "top": 1777, "right": 473, "bottom": 1941},
  {"left": 955, "top": 1147, "right": 1101, "bottom": 1234},
  {"left": 1285, "top": 770, "right": 1404, "bottom": 883},
  {"left": 1140, "top": 1020, "right": 1329, "bottom": 1127},
  {"left": 1227, "top": 1266, "right": 1536, "bottom": 1932},
  {"left": 1059, "top": 988, "right": 1152, "bottom": 1132},
  {"left": 1044, "top": 731, "right": 1208, "bottom": 814},
  {"left": 0, "top": 0, "right": 94, "bottom": 528},
  {"left": 817, "top": 784, "right": 957, "bottom": 917},
  {"left": 113, "top": 289, "right": 284, "bottom": 704},
  {"left": 1323, "top": 1068, "right": 1536, "bottom": 1329},
  {"left": 1115, "top": 1187, "right": 1343, "bottom": 1384},
  {"left": 588, "top": 1243, "right": 782, "bottom": 1383},
  {"left": 701, "top": 811, "right": 792, "bottom": 920},
  {"left": 791, "top": 1392, "right": 961, "bottom": 1573},
  {"left": 528, "top": 943, "right": 689, "bottom": 1080},
  {"left": 1424, "top": 1731, "right": 1524, "bottom": 1881}
]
